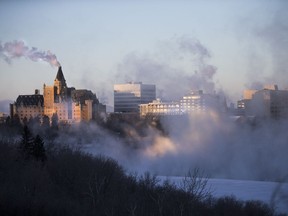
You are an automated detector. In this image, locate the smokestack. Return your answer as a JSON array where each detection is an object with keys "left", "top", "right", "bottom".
[{"left": 0, "top": 40, "right": 61, "bottom": 67}]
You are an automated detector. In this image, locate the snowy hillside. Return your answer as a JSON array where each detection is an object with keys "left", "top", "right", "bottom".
[{"left": 159, "top": 176, "right": 288, "bottom": 214}]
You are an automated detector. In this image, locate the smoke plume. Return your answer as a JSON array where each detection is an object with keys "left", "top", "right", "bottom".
[
  {"left": 0, "top": 40, "right": 60, "bottom": 67},
  {"left": 117, "top": 36, "right": 217, "bottom": 101}
]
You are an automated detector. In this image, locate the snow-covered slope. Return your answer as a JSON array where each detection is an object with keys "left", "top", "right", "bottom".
[{"left": 159, "top": 176, "right": 288, "bottom": 214}]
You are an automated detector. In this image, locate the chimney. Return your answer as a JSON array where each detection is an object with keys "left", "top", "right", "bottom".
[{"left": 35, "top": 89, "right": 40, "bottom": 95}]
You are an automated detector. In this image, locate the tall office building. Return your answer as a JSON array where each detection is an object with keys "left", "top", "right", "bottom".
[{"left": 114, "top": 82, "right": 156, "bottom": 113}]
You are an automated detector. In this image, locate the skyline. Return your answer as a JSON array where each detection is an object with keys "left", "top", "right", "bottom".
[{"left": 0, "top": 0, "right": 287, "bottom": 107}]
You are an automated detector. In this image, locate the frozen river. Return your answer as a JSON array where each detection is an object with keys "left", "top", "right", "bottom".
[{"left": 159, "top": 176, "right": 288, "bottom": 214}]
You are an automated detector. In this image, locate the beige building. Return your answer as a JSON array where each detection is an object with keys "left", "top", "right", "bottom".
[
  {"left": 139, "top": 99, "right": 180, "bottom": 117},
  {"left": 43, "top": 67, "right": 106, "bottom": 124},
  {"left": 10, "top": 90, "right": 44, "bottom": 123},
  {"left": 248, "top": 88, "right": 288, "bottom": 118},
  {"left": 11, "top": 67, "right": 106, "bottom": 124},
  {"left": 237, "top": 85, "right": 288, "bottom": 119},
  {"left": 243, "top": 90, "right": 257, "bottom": 100}
]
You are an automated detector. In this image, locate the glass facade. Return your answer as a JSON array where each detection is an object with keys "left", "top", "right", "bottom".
[{"left": 114, "top": 82, "right": 156, "bottom": 113}]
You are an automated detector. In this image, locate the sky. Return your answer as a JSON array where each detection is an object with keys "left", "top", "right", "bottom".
[{"left": 0, "top": 0, "right": 287, "bottom": 108}]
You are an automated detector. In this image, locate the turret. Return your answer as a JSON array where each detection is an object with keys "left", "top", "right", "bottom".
[{"left": 54, "top": 67, "right": 67, "bottom": 94}]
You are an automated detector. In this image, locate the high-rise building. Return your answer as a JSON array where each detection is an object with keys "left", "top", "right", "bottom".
[{"left": 114, "top": 82, "right": 156, "bottom": 113}]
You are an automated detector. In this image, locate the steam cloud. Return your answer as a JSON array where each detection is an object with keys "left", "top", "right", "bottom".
[
  {"left": 257, "top": 3, "right": 288, "bottom": 87},
  {"left": 54, "top": 112, "right": 288, "bottom": 182},
  {"left": 245, "top": 1, "right": 288, "bottom": 89},
  {"left": 117, "top": 36, "right": 217, "bottom": 101},
  {"left": 0, "top": 40, "right": 60, "bottom": 67}
]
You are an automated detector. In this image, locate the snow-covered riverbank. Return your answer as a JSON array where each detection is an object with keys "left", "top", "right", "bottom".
[{"left": 159, "top": 176, "right": 288, "bottom": 214}]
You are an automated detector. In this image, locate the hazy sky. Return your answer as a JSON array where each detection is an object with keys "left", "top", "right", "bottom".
[{"left": 0, "top": 0, "right": 287, "bottom": 106}]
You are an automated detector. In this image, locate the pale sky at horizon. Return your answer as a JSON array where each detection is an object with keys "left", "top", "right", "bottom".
[{"left": 0, "top": 0, "right": 287, "bottom": 108}]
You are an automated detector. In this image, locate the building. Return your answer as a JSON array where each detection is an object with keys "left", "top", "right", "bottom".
[
  {"left": 180, "top": 90, "right": 225, "bottom": 114},
  {"left": 237, "top": 85, "right": 288, "bottom": 119},
  {"left": 43, "top": 66, "right": 75, "bottom": 123},
  {"left": 139, "top": 90, "right": 226, "bottom": 117},
  {"left": 243, "top": 89, "right": 257, "bottom": 100},
  {"left": 11, "top": 66, "right": 106, "bottom": 124},
  {"left": 248, "top": 88, "right": 288, "bottom": 118},
  {"left": 10, "top": 90, "right": 44, "bottom": 123},
  {"left": 114, "top": 82, "right": 156, "bottom": 113},
  {"left": 139, "top": 99, "right": 180, "bottom": 117},
  {"left": 0, "top": 112, "right": 9, "bottom": 124}
]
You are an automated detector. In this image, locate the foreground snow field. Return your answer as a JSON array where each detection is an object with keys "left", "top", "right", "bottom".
[{"left": 159, "top": 176, "right": 288, "bottom": 214}]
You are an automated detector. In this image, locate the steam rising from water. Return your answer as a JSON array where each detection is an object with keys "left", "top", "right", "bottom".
[
  {"left": 117, "top": 36, "right": 217, "bottom": 101},
  {"left": 0, "top": 40, "right": 60, "bottom": 67},
  {"left": 58, "top": 112, "right": 288, "bottom": 182}
]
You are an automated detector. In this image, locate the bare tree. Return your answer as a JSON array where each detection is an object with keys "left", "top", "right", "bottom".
[{"left": 180, "top": 168, "right": 211, "bottom": 201}]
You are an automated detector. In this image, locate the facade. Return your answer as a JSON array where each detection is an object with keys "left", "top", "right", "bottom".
[
  {"left": 139, "top": 99, "right": 180, "bottom": 117},
  {"left": 114, "top": 82, "right": 156, "bottom": 113},
  {"left": 237, "top": 85, "right": 288, "bottom": 119},
  {"left": 11, "top": 67, "right": 106, "bottom": 124},
  {"left": 10, "top": 90, "right": 44, "bottom": 123},
  {"left": 180, "top": 90, "right": 225, "bottom": 114},
  {"left": 243, "top": 90, "right": 257, "bottom": 100},
  {"left": 140, "top": 90, "right": 226, "bottom": 117},
  {"left": 248, "top": 88, "right": 288, "bottom": 118},
  {"left": 0, "top": 112, "right": 9, "bottom": 124}
]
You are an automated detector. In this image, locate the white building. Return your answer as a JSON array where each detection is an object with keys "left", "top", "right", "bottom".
[
  {"left": 140, "top": 90, "right": 226, "bottom": 117},
  {"left": 139, "top": 99, "right": 180, "bottom": 117},
  {"left": 180, "top": 90, "right": 224, "bottom": 114},
  {"left": 114, "top": 82, "right": 156, "bottom": 113}
]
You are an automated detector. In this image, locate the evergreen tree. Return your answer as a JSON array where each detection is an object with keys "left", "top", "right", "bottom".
[
  {"left": 33, "top": 135, "right": 47, "bottom": 162},
  {"left": 18, "top": 125, "right": 34, "bottom": 159},
  {"left": 42, "top": 115, "right": 50, "bottom": 129},
  {"left": 11, "top": 114, "right": 21, "bottom": 127},
  {"left": 22, "top": 116, "right": 28, "bottom": 126},
  {"left": 51, "top": 113, "right": 59, "bottom": 129}
]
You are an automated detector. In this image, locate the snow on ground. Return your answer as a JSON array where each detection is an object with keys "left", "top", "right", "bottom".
[{"left": 159, "top": 176, "right": 288, "bottom": 214}]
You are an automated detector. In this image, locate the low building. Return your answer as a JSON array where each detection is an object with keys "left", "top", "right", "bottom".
[{"left": 139, "top": 99, "right": 180, "bottom": 117}]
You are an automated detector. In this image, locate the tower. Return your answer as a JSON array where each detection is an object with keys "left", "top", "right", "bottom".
[{"left": 54, "top": 66, "right": 68, "bottom": 102}]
